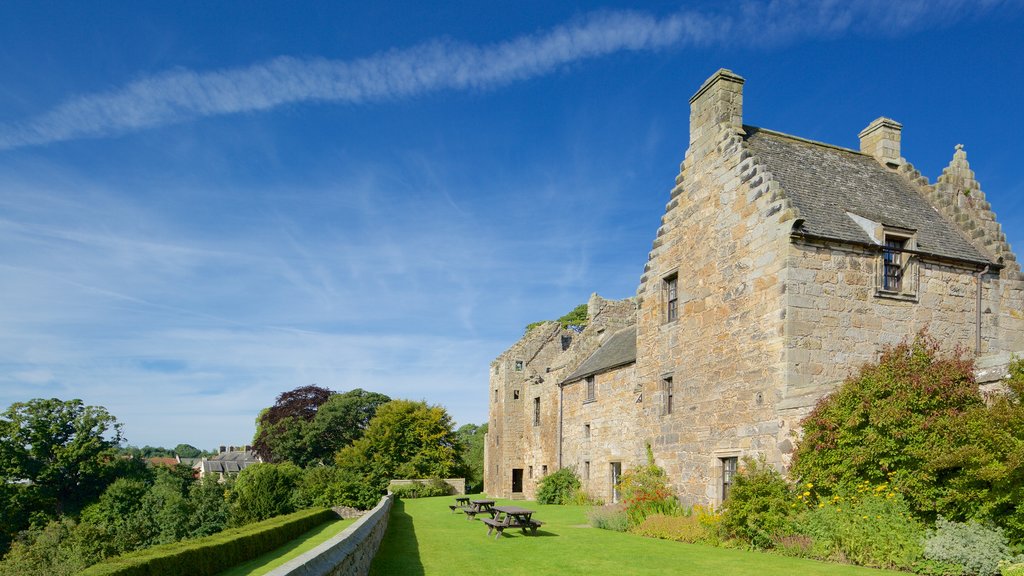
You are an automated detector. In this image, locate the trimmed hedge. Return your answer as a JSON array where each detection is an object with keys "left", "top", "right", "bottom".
[{"left": 80, "top": 507, "right": 336, "bottom": 576}]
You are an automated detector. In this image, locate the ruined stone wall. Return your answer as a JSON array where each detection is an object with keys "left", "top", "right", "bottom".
[{"left": 484, "top": 296, "right": 635, "bottom": 499}]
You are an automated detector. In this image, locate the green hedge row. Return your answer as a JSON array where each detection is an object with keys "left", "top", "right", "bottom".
[{"left": 81, "top": 507, "right": 337, "bottom": 576}]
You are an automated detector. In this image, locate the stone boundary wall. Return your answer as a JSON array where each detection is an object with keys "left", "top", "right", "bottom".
[
  {"left": 265, "top": 494, "right": 393, "bottom": 576},
  {"left": 388, "top": 477, "right": 465, "bottom": 494}
]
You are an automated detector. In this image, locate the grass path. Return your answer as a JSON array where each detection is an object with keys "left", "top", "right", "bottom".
[
  {"left": 217, "top": 517, "right": 356, "bottom": 576},
  {"left": 370, "top": 496, "right": 907, "bottom": 576}
]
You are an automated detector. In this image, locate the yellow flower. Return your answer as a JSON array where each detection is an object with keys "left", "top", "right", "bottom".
[
  {"left": 803, "top": 491, "right": 810, "bottom": 497},
  {"left": 806, "top": 482, "right": 814, "bottom": 489},
  {"left": 818, "top": 503, "right": 824, "bottom": 508}
]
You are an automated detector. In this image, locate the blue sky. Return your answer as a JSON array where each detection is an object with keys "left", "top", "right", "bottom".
[{"left": 1, "top": 1, "right": 1022, "bottom": 450}]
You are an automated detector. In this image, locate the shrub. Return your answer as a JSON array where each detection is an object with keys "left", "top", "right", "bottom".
[
  {"left": 923, "top": 518, "right": 1011, "bottom": 576},
  {"left": 720, "top": 456, "right": 793, "bottom": 549},
  {"left": 79, "top": 508, "right": 336, "bottom": 576},
  {"left": 789, "top": 334, "right": 1024, "bottom": 540},
  {"left": 633, "top": 512, "right": 708, "bottom": 543},
  {"left": 230, "top": 462, "right": 303, "bottom": 526},
  {"left": 587, "top": 505, "right": 628, "bottom": 532},
  {"left": 798, "top": 485, "right": 925, "bottom": 570},
  {"left": 617, "top": 444, "right": 681, "bottom": 526},
  {"left": 536, "top": 467, "right": 581, "bottom": 505}
]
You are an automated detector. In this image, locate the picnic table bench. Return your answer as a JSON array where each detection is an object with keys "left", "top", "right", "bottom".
[
  {"left": 462, "top": 499, "right": 496, "bottom": 520},
  {"left": 448, "top": 496, "right": 471, "bottom": 513},
  {"left": 482, "top": 505, "right": 544, "bottom": 539}
]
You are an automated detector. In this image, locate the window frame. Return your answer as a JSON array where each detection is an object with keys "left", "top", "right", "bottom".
[
  {"left": 721, "top": 457, "right": 738, "bottom": 502},
  {"left": 664, "top": 273, "right": 679, "bottom": 323},
  {"left": 585, "top": 375, "right": 596, "bottom": 403},
  {"left": 875, "top": 230, "right": 919, "bottom": 300},
  {"left": 533, "top": 397, "right": 541, "bottom": 426}
]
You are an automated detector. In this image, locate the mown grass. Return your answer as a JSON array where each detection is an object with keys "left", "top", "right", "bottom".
[
  {"left": 370, "top": 496, "right": 907, "bottom": 576},
  {"left": 217, "top": 517, "right": 356, "bottom": 576}
]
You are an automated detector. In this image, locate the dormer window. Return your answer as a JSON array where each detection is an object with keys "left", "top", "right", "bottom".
[
  {"left": 875, "top": 230, "right": 919, "bottom": 300},
  {"left": 883, "top": 237, "right": 905, "bottom": 291}
]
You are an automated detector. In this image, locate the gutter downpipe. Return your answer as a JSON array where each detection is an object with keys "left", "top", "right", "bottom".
[
  {"left": 557, "top": 383, "right": 563, "bottom": 469},
  {"left": 976, "top": 264, "right": 990, "bottom": 354}
]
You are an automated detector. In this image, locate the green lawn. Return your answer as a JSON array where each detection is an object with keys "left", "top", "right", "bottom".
[
  {"left": 217, "top": 517, "right": 356, "bottom": 576},
  {"left": 370, "top": 496, "right": 907, "bottom": 576}
]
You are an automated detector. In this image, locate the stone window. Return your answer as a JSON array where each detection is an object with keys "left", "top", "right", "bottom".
[
  {"left": 584, "top": 423, "right": 591, "bottom": 438},
  {"left": 513, "top": 389, "right": 520, "bottom": 400},
  {"left": 514, "top": 360, "right": 524, "bottom": 371},
  {"left": 533, "top": 397, "right": 541, "bottom": 426},
  {"left": 663, "top": 376, "right": 674, "bottom": 415},
  {"left": 876, "top": 230, "right": 919, "bottom": 299},
  {"left": 542, "top": 465, "right": 548, "bottom": 476},
  {"left": 561, "top": 335, "right": 572, "bottom": 351},
  {"left": 528, "top": 465, "right": 533, "bottom": 478},
  {"left": 721, "top": 457, "right": 738, "bottom": 501},
  {"left": 664, "top": 274, "right": 679, "bottom": 322},
  {"left": 585, "top": 376, "right": 596, "bottom": 403},
  {"left": 584, "top": 460, "right": 590, "bottom": 480}
]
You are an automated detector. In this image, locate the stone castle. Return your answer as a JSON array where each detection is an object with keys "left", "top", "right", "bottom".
[{"left": 484, "top": 69, "right": 1024, "bottom": 506}]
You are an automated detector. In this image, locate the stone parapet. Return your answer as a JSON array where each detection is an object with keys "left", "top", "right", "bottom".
[{"left": 265, "top": 495, "right": 393, "bottom": 576}]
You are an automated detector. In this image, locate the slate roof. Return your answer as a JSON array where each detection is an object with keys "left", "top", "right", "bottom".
[
  {"left": 195, "top": 449, "right": 260, "bottom": 475},
  {"left": 743, "top": 127, "right": 989, "bottom": 265},
  {"left": 562, "top": 326, "right": 637, "bottom": 384}
]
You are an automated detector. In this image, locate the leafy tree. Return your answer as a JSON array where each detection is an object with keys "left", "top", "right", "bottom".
[
  {"left": 230, "top": 462, "right": 303, "bottom": 525},
  {"left": 335, "top": 400, "right": 463, "bottom": 508},
  {"left": 455, "top": 423, "right": 487, "bottom": 493},
  {"left": 307, "top": 389, "right": 390, "bottom": 461},
  {"left": 557, "top": 303, "right": 589, "bottom": 332},
  {"left": 252, "top": 386, "right": 389, "bottom": 467},
  {"left": 0, "top": 517, "right": 92, "bottom": 576},
  {"left": 0, "top": 398, "right": 123, "bottom": 550},
  {"left": 252, "top": 385, "right": 333, "bottom": 464},
  {"left": 186, "top": 475, "right": 232, "bottom": 537},
  {"left": 173, "top": 443, "right": 203, "bottom": 458}
]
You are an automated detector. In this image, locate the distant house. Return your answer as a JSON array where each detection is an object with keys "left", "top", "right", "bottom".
[
  {"left": 144, "top": 456, "right": 181, "bottom": 469},
  {"left": 193, "top": 445, "right": 261, "bottom": 480}
]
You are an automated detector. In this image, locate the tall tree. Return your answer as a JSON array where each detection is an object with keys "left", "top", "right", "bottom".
[
  {"left": 335, "top": 400, "right": 463, "bottom": 508},
  {"left": 252, "top": 386, "right": 389, "bottom": 467},
  {"left": 455, "top": 423, "right": 487, "bottom": 493},
  {"left": 0, "top": 398, "right": 123, "bottom": 536},
  {"left": 251, "top": 385, "right": 333, "bottom": 464},
  {"left": 308, "top": 389, "right": 390, "bottom": 458}
]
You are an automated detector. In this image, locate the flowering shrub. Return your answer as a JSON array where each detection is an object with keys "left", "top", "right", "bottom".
[
  {"left": 796, "top": 482, "right": 925, "bottom": 570},
  {"left": 616, "top": 445, "right": 681, "bottom": 527}
]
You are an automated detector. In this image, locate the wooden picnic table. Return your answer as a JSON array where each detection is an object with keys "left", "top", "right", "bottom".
[
  {"left": 463, "top": 499, "right": 496, "bottom": 520},
  {"left": 482, "top": 505, "right": 544, "bottom": 539},
  {"left": 449, "top": 496, "right": 471, "bottom": 513}
]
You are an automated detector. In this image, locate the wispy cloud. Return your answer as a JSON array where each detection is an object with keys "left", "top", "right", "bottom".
[{"left": 0, "top": 0, "right": 1014, "bottom": 150}]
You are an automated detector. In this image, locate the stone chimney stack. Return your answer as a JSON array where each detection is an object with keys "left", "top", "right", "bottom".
[
  {"left": 688, "top": 69, "right": 744, "bottom": 162},
  {"left": 858, "top": 117, "right": 903, "bottom": 169}
]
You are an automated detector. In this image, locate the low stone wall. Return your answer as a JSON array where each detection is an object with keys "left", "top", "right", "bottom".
[
  {"left": 388, "top": 477, "right": 466, "bottom": 495},
  {"left": 265, "top": 494, "right": 393, "bottom": 576}
]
